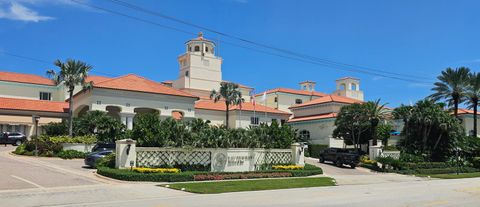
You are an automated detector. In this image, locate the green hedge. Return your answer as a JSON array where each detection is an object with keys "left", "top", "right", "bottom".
[
  {"left": 45, "top": 135, "right": 97, "bottom": 144},
  {"left": 97, "top": 167, "right": 195, "bottom": 182},
  {"left": 97, "top": 164, "right": 323, "bottom": 182},
  {"left": 306, "top": 144, "right": 329, "bottom": 158},
  {"left": 399, "top": 167, "right": 480, "bottom": 175},
  {"left": 56, "top": 150, "right": 86, "bottom": 159}
]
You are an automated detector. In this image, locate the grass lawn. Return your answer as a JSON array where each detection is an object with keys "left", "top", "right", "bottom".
[
  {"left": 162, "top": 177, "right": 336, "bottom": 194},
  {"left": 418, "top": 172, "right": 480, "bottom": 179}
]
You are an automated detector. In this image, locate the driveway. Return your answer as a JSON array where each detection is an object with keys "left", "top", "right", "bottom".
[
  {"left": 306, "top": 157, "right": 426, "bottom": 185},
  {"left": 0, "top": 146, "right": 108, "bottom": 191}
]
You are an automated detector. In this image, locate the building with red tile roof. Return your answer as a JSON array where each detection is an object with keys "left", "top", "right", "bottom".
[{"left": 0, "top": 71, "right": 56, "bottom": 86}]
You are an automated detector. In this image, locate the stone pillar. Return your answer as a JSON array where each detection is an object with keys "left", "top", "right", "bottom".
[
  {"left": 369, "top": 139, "right": 383, "bottom": 160},
  {"left": 291, "top": 143, "right": 305, "bottom": 166},
  {"left": 115, "top": 139, "right": 137, "bottom": 169},
  {"left": 121, "top": 116, "right": 127, "bottom": 126}
]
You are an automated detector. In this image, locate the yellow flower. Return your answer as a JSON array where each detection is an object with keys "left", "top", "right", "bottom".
[
  {"left": 272, "top": 165, "right": 304, "bottom": 170},
  {"left": 132, "top": 167, "right": 181, "bottom": 173}
]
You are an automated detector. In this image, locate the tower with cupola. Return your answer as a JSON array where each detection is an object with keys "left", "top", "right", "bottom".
[
  {"left": 334, "top": 77, "right": 364, "bottom": 101},
  {"left": 173, "top": 32, "right": 223, "bottom": 95}
]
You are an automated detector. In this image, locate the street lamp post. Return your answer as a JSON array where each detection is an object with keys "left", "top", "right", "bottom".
[{"left": 32, "top": 115, "right": 40, "bottom": 157}]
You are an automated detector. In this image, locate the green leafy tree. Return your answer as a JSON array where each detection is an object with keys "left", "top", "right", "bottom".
[
  {"left": 466, "top": 72, "right": 480, "bottom": 137},
  {"left": 399, "top": 100, "right": 464, "bottom": 161},
  {"left": 392, "top": 104, "right": 413, "bottom": 135},
  {"left": 47, "top": 59, "right": 93, "bottom": 137},
  {"left": 430, "top": 67, "right": 470, "bottom": 117},
  {"left": 376, "top": 123, "right": 393, "bottom": 147},
  {"left": 76, "top": 110, "right": 125, "bottom": 143},
  {"left": 210, "top": 82, "right": 244, "bottom": 128},
  {"left": 333, "top": 103, "right": 371, "bottom": 149}
]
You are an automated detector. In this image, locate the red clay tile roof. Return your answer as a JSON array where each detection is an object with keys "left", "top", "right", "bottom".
[
  {"left": 289, "top": 95, "right": 362, "bottom": 109},
  {"left": 92, "top": 74, "right": 197, "bottom": 98},
  {"left": 195, "top": 100, "right": 290, "bottom": 115},
  {"left": 172, "top": 111, "right": 184, "bottom": 120},
  {"left": 0, "top": 97, "right": 68, "bottom": 113},
  {"left": 255, "top": 88, "right": 327, "bottom": 97},
  {"left": 222, "top": 81, "right": 253, "bottom": 89},
  {"left": 288, "top": 113, "right": 337, "bottom": 123},
  {"left": 85, "top": 75, "right": 113, "bottom": 84},
  {"left": 0, "top": 71, "right": 55, "bottom": 86},
  {"left": 458, "top": 108, "right": 480, "bottom": 115}
]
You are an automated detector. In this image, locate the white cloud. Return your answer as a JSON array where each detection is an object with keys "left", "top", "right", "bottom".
[
  {"left": 0, "top": 0, "right": 91, "bottom": 22},
  {"left": 0, "top": 2, "right": 53, "bottom": 22}
]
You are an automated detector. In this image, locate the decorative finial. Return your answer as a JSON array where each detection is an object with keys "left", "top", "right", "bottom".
[{"left": 198, "top": 31, "right": 203, "bottom": 38}]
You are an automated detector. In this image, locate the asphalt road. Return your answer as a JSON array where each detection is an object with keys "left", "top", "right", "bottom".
[{"left": 0, "top": 146, "right": 102, "bottom": 191}]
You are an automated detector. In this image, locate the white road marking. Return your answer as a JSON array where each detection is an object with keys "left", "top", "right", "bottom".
[{"left": 11, "top": 175, "right": 45, "bottom": 189}]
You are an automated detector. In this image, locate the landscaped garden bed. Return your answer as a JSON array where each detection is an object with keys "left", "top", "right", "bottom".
[
  {"left": 97, "top": 163, "right": 323, "bottom": 182},
  {"left": 12, "top": 135, "right": 95, "bottom": 159},
  {"left": 162, "top": 177, "right": 336, "bottom": 194}
]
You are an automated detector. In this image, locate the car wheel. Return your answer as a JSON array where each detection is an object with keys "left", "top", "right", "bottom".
[
  {"left": 319, "top": 157, "right": 325, "bottom": 163},
  {"left": 336, "top": 160, "right": 343, "bottom": 167},
  {"left": 14, "top": 140, "right": 22, "bottom": 146},
  {"left": 350, "top": 164, "right": 356, "bottom": 169}
]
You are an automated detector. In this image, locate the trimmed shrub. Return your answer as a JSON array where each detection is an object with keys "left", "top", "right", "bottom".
[
  {"left": 46, "top": 135, "right": 97, "bottom": 144},
  {"left": 24, "top": 139, "right": 62, "bottom": 156},
  {"left": 306, "top": 144, "right": 329, "bottom": 158},
  {"left": 56, "top": 150, "right": 86, "bottom": 159},
  {"left": 96, "top": 153, "right": 116, "bottom": 168},
  {"left": 97, "top": 167, "right": 195, "bottom": 182},
  {"left": 96, "top": 163, "right": 323, "bottom": 182},
  {"left": 399, "top": 153, "right": 426, "bottom": 163},
  {"left": 473, "top": 157, "right": 480, "bottom": 169},
  {"left": 13, "top": 144, "right": 27, "bottom": 155}
]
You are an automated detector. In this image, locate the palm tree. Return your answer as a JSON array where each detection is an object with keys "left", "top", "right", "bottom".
[
  {"left": 47, "top": 59, "right": 93, "bottom": 137},
  {"left": 466, "top": 72, "right": 480, "bottom": 137},
  {"left": 210, "top": 82, "right": 243, "bottom": 128},
  {"left": 364, "top": 99, "right": 389, "bottom": 146},
  {"left": 430, "top": 67, "right": 470, "bottom": 117}
]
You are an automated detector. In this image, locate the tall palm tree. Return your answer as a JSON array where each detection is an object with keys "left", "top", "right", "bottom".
[
  {"left": 466, "top": 72, "right": 480, "bottom": 137},
  {"left": 364, "top": 99, "right": 389, "bottom": 146},
  {"left": 210, "top": 82, "right": 243, "bottom": 128},
  {"left": 430, "top": 67, "right": 470, "bottom": 117},
  {"left": 47, "top": 59, "right": 92, "bottom": 137}
]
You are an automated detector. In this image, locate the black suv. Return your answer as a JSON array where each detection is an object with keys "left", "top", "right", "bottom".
[
  {"left": 1, "top": 132, "right": 27, "bottom": 146},
  {"left": 319, "top": 148, "right": 360, "bottom": 168}
]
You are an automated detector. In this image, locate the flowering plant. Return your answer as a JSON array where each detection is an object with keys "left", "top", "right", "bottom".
[{"left": 132, "top": 167, "right": 181, "bottom": 173}]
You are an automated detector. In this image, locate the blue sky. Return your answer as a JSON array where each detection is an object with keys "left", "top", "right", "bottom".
[{"left": 0, "top": 0, "right": 479, "bottom": 107}]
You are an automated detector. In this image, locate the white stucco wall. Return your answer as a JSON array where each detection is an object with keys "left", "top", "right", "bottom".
[
  {"left": 73, "top": 88, "right": 197, "bottom": 119},
  {"left": 0, "top": 81, "right": 65, "bottom": 101},
  {"left": 195, "top": 109, "right": 289, "bottom": 129},
  {"left": 460, "top": 114, "right": 480, "bottom": 136},
  {"left": 255, "top": 92, "right": 322, "bottom": 114},
  {"left": 288, "top": 118, "right": 337, "bottom": 145}
]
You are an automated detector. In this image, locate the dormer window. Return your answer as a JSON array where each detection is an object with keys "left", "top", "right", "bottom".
[{"left": 194, "top": 46, "right": 200, "bottom": 52}]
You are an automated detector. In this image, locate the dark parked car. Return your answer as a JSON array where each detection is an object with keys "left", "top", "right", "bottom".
[
  {"left": 91, "top": 143, "right": 115, "bottom": 152},
  {"left": 1, "top": 132, "right": 27, "bottom": 146},
  {"left": 319, "top": 148, "right": 360, "bottom": 168},
  {"left": 84, "top": 150, "right": 113, "bottom": 168}
]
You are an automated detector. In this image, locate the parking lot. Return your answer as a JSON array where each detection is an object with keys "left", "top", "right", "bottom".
[{"left": 0, "top": 146, "right": 104, "bottom": 191}]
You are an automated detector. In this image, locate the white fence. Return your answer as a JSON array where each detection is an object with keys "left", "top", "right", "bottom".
[{"left": 116, "top": 139, "right": 305, "bottom": 172}]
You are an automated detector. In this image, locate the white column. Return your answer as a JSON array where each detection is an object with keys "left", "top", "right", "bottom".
[
  {"left": 121, "top": 116, "right": 127, "bottom": 126},
  {"left": 127, "top": 116, "right": 133, "bottom": 130},
  {"left": 115, "top": 139, "right": 136, "bottom": 169}
]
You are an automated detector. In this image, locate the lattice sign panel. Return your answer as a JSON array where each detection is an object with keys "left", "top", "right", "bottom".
[
  {"left": 137, "top": 150, "right": 211, "bottom": 168},
  {"left": 255, "top": 151, "right": 292, "bottom": 166}
]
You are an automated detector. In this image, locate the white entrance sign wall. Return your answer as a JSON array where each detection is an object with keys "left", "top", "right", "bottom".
[{"left": 116, "top": 140, "right": 305, "bottom": 172}]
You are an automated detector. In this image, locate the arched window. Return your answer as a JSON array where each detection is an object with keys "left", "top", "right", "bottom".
[
  {"left": 205, "top": 47, "right": 209, "bottom": 52},
  {"left": 194, "top": 46, "right": 200, "bottom": 52},
  {"left": 299, "top": 130, "right": 310, "bottom": 140},
  {"left": 340, "top": 83, "right": 346, "bottom": 90},
  {"left": 185, "top": 70, "right": 189, "bottom": 77},
  {"left": 295, "top": 99, "right": 303, "bottom": 104},
  {"left": 351, "top": 83, "right": 357, "bottom": 90}
]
